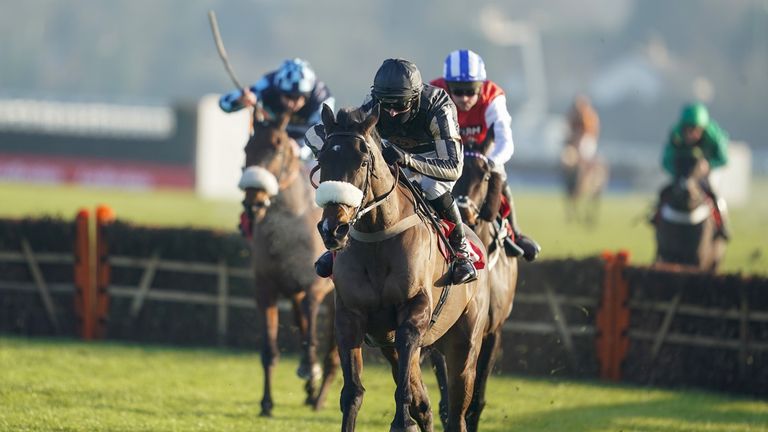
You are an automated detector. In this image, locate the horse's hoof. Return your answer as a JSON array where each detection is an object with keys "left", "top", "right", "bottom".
[
  {"left": 259, "top": 409, "right": 272, "bottom": 418},
  {"left": 312, "top": 399, "right": 325, "bottom": 411},
  {"left": 297, "top": 362, "right": 322, "bottom": 381}
]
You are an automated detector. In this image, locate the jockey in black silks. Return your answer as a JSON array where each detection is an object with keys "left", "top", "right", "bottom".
[{"left": 306, "top": 58, "right": 478, "bottom": 285}]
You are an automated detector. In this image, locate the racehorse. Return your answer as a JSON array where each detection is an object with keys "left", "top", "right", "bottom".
[
  {"left": 653, "top": 150, "right": 726, "bottom": 272},
  {"left": 313, "top": 104, "right": 490, "bottom": 432},
  {"left": 427, "top": 150, "right": 518, "bottom": 432},
  {"left": 560, "top": 136, "right": 609, "bottom": 227},
  {"left": 239, "top": 112, "right": 338, "bottom": 416}
]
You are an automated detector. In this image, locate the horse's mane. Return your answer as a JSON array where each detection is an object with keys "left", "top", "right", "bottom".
[{"left": 335, "top": 106, "right": 382, "bottom": 146}]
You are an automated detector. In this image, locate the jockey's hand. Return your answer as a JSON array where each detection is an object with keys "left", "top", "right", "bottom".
[
  {"left": 382, "top": 145, "right": 406, "bottom": 166},
  {"left": 239, "top": 89, "right": 258, "bottom": 108}
]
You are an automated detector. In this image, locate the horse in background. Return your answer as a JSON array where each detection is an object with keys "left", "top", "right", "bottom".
[
  {"left": 560, "top": 136, "right": 610, "bottom": 227},
  {"left": 561, "top": 95, "right": 609, "bottom": 227},
  {"left": 426, "top": 149, "right": 518, "bottom": 432},
  {"left": 653, "top": 150, "right": 726, "bottom": 272},
  {"left": 314, "top": 104, "right": 490, "bottom": 432},
  {"left": 239, "top": 112, "right": 338, "bottom": 416}
]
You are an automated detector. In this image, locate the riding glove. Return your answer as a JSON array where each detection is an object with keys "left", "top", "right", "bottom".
[{"left": 382, "top": 145, "right": 408, "bottom": 166}]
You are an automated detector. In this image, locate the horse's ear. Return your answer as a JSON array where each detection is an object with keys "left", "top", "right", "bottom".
[
  {"left": 277, "top": 112, "right": 291, "bottom": 131},
  {"left": 478, "top": 138, "right": 494, "bottom": 156},
  {"left": 361, "top": 103, "right": 380, "bottom": 135},
  {"left": 321, "top": 103, "right": 336, "bottom": 129}
]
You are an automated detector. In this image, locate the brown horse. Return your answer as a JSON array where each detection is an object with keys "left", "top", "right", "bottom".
[
  {"left": 653, "top": 153, "right": 726, "bottom": 272},
  {"left": 427, "top": 150, "right": 518, "bottom": 432},
  {"left": 314, "top": 104, "right": 490, "bottom": 432},
  {"left": 239, "top": 112, "right": 338, "bottom": 416},
  {"left": 560, "top": 136, "right": 609, "bottom": 227}
]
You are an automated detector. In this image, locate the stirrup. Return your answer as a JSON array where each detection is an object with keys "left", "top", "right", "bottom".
[
  {"left": 451, "top": 239, "right": 478, "bottom": 284},
  {"left": 451, "top": 257, "right": 477, "bottom": 284}
]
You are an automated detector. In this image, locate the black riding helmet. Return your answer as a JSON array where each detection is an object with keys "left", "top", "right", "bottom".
[{"left": 371, "top": 59, "right": 422, "bottom": 115}]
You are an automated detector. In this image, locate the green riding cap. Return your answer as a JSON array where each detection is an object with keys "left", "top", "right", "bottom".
[{"left": 680, "top": 103, "right": 710, "bottom": 128}]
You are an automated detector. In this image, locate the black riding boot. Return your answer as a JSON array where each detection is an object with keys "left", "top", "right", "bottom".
[
  {"left": 502, "top": 183, "right": 541, "bottom": 262},
  {"left": 430, "top": 192, "right": 478, "bottom": 284},
  {"left": 314, "top": 251, "right": 334, "bottom": 278}
]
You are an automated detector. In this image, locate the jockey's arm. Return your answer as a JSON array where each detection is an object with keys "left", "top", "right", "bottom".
[
  {"left": 402, "top": 102, "right": 463, "bottom": 182},
  {"left": 484, "top": 95, "right": 514, "bottom": 177},
  {"left": 403, "top": 138, "right": 464, "bottom": 182},
  {"left": 704, "top": 122, "right": 729, "bottom": 170},
  {"left": 218, "top": 76, "right": 269, "bottom": 112}
]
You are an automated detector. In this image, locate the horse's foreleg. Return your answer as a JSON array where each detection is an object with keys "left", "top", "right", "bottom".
[
  {"left": 337, "top": 301, "right": 366, "bottom": 432},
  {"left": 391, "top": 293, "right": 431, "bottom": 432},
  {"left": 466, "top": 328, "right": 501, "bottom": 432},
  {"left": 429, "top": 348, "right": 450, "bottom": 430},
  {"left": 292, "top": 290, "right": 320, "bottom": 405},
  {"left": 313, "top": 296, "right": 340, "bottom": 411},
  {"left": 258, "top": 296, "right": 279, "bottom": 417},
  {"left": 408, "top": 355, "right": 433, "bottom": 432}
]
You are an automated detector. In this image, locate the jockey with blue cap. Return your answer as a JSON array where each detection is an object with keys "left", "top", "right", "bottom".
[
  {"left": 219, "top": 58, "right": 335, "bottom": 237},
  {"left": 431, "top": 49, "right": 540, "bottom": 261},
  {"left": 219, "top": 58, "right": 335, "bottom": 148}
]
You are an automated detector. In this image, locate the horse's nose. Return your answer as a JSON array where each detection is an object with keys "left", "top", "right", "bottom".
[
  {"left": 252, "top": 197, "right": 271, "bottom": 209},
  {"left": 333, "top": 223, "right": 350, "bottom": 240}
]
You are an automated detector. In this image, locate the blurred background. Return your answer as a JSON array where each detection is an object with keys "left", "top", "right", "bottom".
[
  {"left": 0, "top": 0, "right": 766, "bottom": 270},
  {"left": 2, "top": 0, "right": 767, "bottom": 172}
]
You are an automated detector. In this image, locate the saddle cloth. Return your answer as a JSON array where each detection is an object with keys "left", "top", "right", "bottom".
[{"left": 437, "top": 220, "right": 486, "bottom": 270}]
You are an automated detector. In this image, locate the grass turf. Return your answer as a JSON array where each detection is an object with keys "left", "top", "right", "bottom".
[{"left": 1, "top": 336, "right": 766, "bottom": 432}]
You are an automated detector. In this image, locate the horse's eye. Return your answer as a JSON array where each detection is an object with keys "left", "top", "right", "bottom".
[
  {"left": 332, "top": 145, "right": 341, "bottom": 152},
  {"left": 361, "top": 159, "right": 368, "bottom": 167}
]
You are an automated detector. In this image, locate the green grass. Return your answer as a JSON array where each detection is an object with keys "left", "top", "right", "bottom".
[
  {"left": 0, "top": 180, "right": 766, "bottom": 274},
  {"left": 1, "top": 336, "right": 766, "bottom": 432}
]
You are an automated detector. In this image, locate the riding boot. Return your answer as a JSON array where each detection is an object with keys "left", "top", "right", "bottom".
[
  {"left": 502, "top": 183, "right": 541, "bottom": 262},
  {"left": 430, "top": 192, "right": 478, "bottom": 285},
  {"left": 314, "top": 251, "right": 334, "bottom": 278}
]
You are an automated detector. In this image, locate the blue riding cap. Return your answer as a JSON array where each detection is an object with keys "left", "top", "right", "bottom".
[
  {"left": 274, "top": 58, "right": 317, "bottom": 95},
  {"left": 443, "top": 49, "right": 487, "bottom": 82}
]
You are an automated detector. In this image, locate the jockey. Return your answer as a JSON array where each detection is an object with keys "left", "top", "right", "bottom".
[
  {"left": 563, "top": 94, "right": 600, "bottom": 164},
  {"left": 307, "top": 58, "right": 478, "bottom": 284},
  {"left": 430, "top": 49, "right": 540, "bottom": 262},
  {"left": 219, "top": 58, "right": 335, "bottom": 159},
  {"left": 660, "top": 102, "right": 730, "bottom": 239}
]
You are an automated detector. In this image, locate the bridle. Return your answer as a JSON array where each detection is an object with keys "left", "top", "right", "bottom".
[{"left": 310, "top": 130, "right": 398, "bottom": 226}]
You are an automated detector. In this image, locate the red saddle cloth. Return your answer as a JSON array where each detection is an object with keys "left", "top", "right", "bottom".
[
  {"left": 437, "top": 220, "right": 486, "bottom": 270},
  {"left": 499, "top": 193, "right": 511, "bottom": 220}
]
